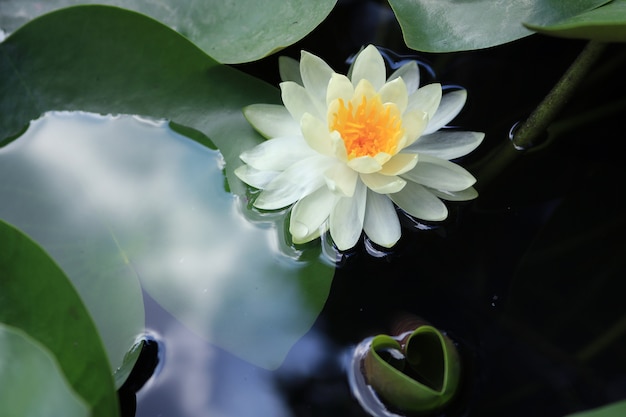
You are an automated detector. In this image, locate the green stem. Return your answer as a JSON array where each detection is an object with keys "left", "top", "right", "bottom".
[
  {"left": 475, "top": 40, "right": 607, "bottom": 188},
  {"left": 512, "top": 40, "right": 607, "bottom": 150}
]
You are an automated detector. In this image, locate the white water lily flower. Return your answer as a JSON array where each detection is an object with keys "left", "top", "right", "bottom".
[{"left": 235, "top": 45, "right": 484, "bottom": 251}]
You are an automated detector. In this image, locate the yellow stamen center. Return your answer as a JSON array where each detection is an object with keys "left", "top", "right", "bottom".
[{"left": 330, "top": 95, "right": 404, "bottom": 160}]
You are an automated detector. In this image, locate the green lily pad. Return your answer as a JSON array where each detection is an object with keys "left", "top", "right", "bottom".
[
  {"left": 0, "top": 111, "right": 333, "bottom": 369},
  {"left": 0, "top": 219, "right": 119, "bottom": 417},
  {"left": 525, "top": 0, "right": 626, "bottom": 42},
  {"left": 387, "top": 0, "right": 610, "bottom": 52},
  {"left": 0, "top": 324, "right": 90, "bottom": 417},
  {"left": 364, "top": 324, "right": 461, "bottom": 414},
  {"left": 566, "top": 400, "right": 626, "bottom": 417},
  {"left": 0, "top": 0, "right": 337, "bottom": 63}
]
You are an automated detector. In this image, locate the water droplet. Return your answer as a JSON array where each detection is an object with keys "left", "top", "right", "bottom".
[
  {"left": 508, "top": 121, "right": 528, "bottom": 151},
  {"left": 491, "top": 294, "right": 499, "bottom": 307}
]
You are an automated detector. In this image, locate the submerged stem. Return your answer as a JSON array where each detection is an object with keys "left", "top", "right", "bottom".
[{"left": 512, "top": 40, "right": 607, "bottom": 149}]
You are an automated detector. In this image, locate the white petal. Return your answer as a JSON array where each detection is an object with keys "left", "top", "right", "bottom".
[
  {"left": 290, "top": 186, "right": 337, "bottom": 243},
  {"left": 300, "top": 51, "right": 335, "bottom": 105},
  {"left": 293, "top": 220, "right": 329, "bottom": 245},
  {"left": 401, "top": 154, "right": 476, "bottom": 192},
  {"left": 330, "top": 131, "right": 349, "bottom": 162},
  {"left": 240, "top": 136, "right": 315, "bottom": 171},
  {"left": 280, "top": 81, "right": 322, "bottom": 122},
  {"left": 405, "top": 130, "right": 485, "bottom": 160},
  {"left": 388, "top": 61, "right": 419, "bottom": 95},
  {"left": 347, "top": 155, "right": 383, "bottom": 174},
  {"left": 378, "top": 77, "right": 408, "bottom": 113},
  {"left": 254, "top": 155, "right": 334, "bottom": 210},
  {"left": 360, "top": 173, "right": 406, "bottom": 194},
  {"left": 379, "top": 153, "right": 418, "bottom": 176},
  {"left": 363, "top": 190, "right": 401, "bottom": 248},
  {"left": 326, "top": 73, "right": 354, "bottom": 107},
  {"left": 279, "top": 56, "right": 302, "bottom": 84},
  {"left": 244, "top": 104, "right": 301, "bottom": 138},
  {"left": 330, "top": 181, "right": 367, "bottom": 250},
  {"left": 407, "top": 83, "right": 442, "bottom": 120},
  {"left": 234, "top": 165, "right": 279, "bottom": 189},
  {"left": 424, "top": 89, "right": 467, "bottom": 135},
  {"left": 400, "top": 109, "right": 428, "bottom": 148},
  {"left": 323, "top": 97, "right": 349, "bottom": 162},
  {"left": 301, "top": 113, "right": 334, "bottom": 156},
  {"left": 351, "top": 45, "right": 386, "bottom": 91},
  {"left": 325, "top": 163, "right": 358, "bottom": 197},
  {"left": 428, "top": 186, "right": 478, "bottom": 201},
  {"left": 352, "top": 78, "right": 378, "bottom": 102},
  {"left": 389, "top": 182, "right": 448, "bottom": 221}
]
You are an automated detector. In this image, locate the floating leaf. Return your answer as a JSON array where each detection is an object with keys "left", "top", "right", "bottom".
[
  {"left": 566, "top": 400, "right": 626, "bottom": 417},
  {"left": 0, "top": 324, "right": 90, "bottom": 417},
  {"left": 0, "top": 219, "right": 119, "bottom": 417},
  {"left": 0, "top": 118, "right": 146, "bottom": 387},
  {"left": 525, "top": 0, "right": 626, "bottom": 42},
  {"left": 364, "top": 324, "right": 461, "bottom": 414},
  {"left": 0, "top": 0, "right": 337, "bottom": 63},
  {"left": 0, "top": 111, "right": 333, "bottom": 370},
  {"left": 387, "top": 0, "right": 610, "bottom": 52}
]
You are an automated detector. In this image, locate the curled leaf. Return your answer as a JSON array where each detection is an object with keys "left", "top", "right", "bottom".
[{"left": 364, "top": 324, "right": 461, "bottom": 414}]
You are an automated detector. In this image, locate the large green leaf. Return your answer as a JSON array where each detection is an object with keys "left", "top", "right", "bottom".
[
  {"left": 525, "top": 0, "right": 626, "bottom": 42},
  {"left": 0, "top": 147, "right": 145, "bottom": 392},
  {"left": 387, "top": 0, "right": 610, "bottom": 52},
  {"left": 566, "top": 401, "right": 626, "bottom": 417},
  {"left": 0, "top": 220, "right": 119, "bottom": 417},
  {"left": 0, "top": 0, "right": 337, "bottom": 63},
  {"left": 0, "top": 111, "right": 333, "bottom": 370},
  {"left": 0, "top": 324, "right": 90, "bottom": 417},
  {"left": 0, "top": 6, "right": 334, "bottom": 368}
]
